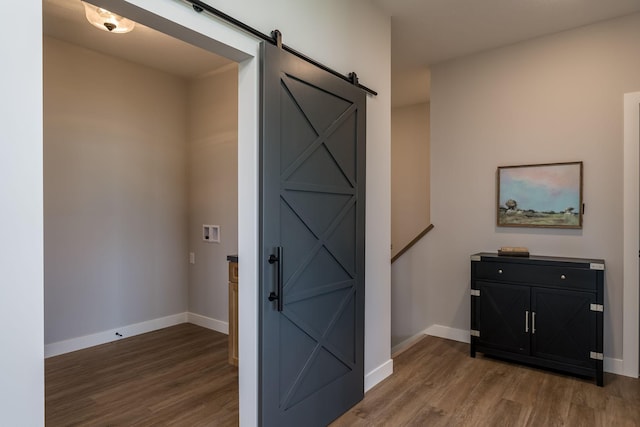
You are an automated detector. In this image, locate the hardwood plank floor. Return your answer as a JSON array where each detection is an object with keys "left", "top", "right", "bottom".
[
  {"left": 332, "top": 336, "right": 640, "bottom": 427},
  {"left": 46, "top": 323, "right": 239, "bottom": 426},
  {"left": 46, "top": 325, "right": 640, "bottom": 426}
]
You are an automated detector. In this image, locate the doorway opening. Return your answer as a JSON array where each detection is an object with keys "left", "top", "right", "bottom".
[{"left": 42, "top": 0, "right": 261, "bottom": 423}]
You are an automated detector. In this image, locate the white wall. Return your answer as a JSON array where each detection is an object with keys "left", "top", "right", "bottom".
[
  {"left": 391, "top": 102, "right": 430, "bottom": 258},
  {"left": 623, "top": 92, "right": 640, "bottom": 377},
  {"left": 404, "top": 13, "right": 640, "bottom": 363},
  {"left": 44, "top": 37, "right": 189, "bottom": 344},
  {"left": 188, "top": 64, "right": 238, "bottom": 323},
  {"left": 0, "top": 1, "right": 44, "bottom": 423}
]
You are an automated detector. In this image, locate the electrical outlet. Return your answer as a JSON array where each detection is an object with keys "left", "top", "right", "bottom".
[{"left": 189, "top": 252, "right": 195, "bottom": 264}]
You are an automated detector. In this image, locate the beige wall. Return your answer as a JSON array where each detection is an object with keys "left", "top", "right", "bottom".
[
  {"left": 390, "top": 102, "right": 430, "bottom": 347},
  {"left": 187, "top": 65, "right": 238, "bottom": 322},
  {"left": 401, "top": 12, "right": 640, "bottom": 361},
  {"left": 391, "top": 102, "right": 430, "bottom": 258},
  {"left": 44, "top": 36, "right": 240, "bottom": 344},
  {"left": 44, "top": 37, "right": 189, "bottom": 343}
]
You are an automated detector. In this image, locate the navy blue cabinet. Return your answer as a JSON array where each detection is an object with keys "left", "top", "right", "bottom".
[{"left": 470, "top": 253, "right": 604, "bottom": 386}]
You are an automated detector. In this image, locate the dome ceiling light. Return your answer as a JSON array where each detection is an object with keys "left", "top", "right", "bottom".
[{"left": 82, "top": 1, "right": 136, "bottom": 34}]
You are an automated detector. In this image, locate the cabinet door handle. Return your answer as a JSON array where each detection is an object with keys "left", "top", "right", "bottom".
[
  {"left": 498, "top": 269, "right": 503, "bottom": 274},
  {"left": 532, "top": 311, "right": 536, "bottom": 334},
  {"left": 525, "top": 310, "right": 529, "bottom": 332},
  {"left": 560, "top": 274, "right": 566, "bottom": 280}
]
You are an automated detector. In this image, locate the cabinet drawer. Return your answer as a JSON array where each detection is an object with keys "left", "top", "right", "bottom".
[{"left": 475, "top": 262, "right": 597, "bottom": 290}]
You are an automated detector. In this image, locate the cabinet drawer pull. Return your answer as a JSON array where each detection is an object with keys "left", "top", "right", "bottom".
[
  {"left": 525, "top": 310, "right": 529, "bottom": 333},
  {"left": 498, "top": 269, "right": 503, "bottom": 274},
  {"left": 561, "top": 274, "right": 566, "bottom": 280},
  {"left": 532, "top": 311, "right": 536, "bottom": 334}
]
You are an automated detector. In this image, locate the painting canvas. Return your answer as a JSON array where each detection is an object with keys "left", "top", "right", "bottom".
[{"left": 497, "top": 162, "right": 583, "bottom": 228}]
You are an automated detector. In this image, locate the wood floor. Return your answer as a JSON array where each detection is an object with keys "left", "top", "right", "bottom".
[
  {"left": 46, "top": 324, "right": 640, "bottom": 426},
  {"left": 46, "top": 323, "right": 238, "bottom": 426},
  {"left": 332, "top": 337, "right": 640, "bottom": 427}
]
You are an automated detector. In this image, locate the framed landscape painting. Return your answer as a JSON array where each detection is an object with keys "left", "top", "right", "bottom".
[{"left": 497, "top": 161, "right": 583, "bottom": 229}]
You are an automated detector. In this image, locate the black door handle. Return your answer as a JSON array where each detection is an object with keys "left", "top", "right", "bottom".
[{"left": 268, "top": 247, "right": 283, "bottom": 311}]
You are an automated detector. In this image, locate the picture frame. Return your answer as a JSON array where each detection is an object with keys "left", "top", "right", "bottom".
[{"left": 497, "top": 161, "right": 583, "bottom": 229}]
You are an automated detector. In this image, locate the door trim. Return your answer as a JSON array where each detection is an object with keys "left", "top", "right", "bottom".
[
  {"left": 95, "top": 0, "right": 263, "bottom": 424},
  {"left": 623, "top": 91, "right": 640, "bottom": 378}
]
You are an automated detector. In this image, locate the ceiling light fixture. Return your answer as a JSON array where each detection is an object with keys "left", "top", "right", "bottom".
[{"left": 81, "top": 1, "right": 136, "bottom": 33}]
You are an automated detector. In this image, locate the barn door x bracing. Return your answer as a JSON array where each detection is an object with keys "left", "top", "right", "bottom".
[{"left": 260, "top": 42, "right": 367, "bottom": 427}]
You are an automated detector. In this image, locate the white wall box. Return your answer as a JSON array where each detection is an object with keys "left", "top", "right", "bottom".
[{"left": 203, "top": 225, "right": 220, "bottom": 243}]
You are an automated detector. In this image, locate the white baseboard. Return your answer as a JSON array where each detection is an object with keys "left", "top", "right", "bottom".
[
  {"left": 424, "top": 324, "right": 470, "bottom": 344},
  {"left": 45, "top": 312, "right": 187, "bottom": 358},
  {"left": 391, "top": 334, "right": 427, "bottom": 357},
  {"left": 45, "top": 312, "right": 230, "bottom": 358},
  {"left": 423, "top": 324, "right": 626, "bottom": 376},
  {"left": 187, "top": 312, "right": 228, "bottom": 335},
  {"left": 390, "top": 325, "right": 469, "bottom": 357},
  {"left": 364, "top": 358, "right": 393, "bottom": 392},
  {"left": 604, "top": 357, "right": 624, "bottom": 376}
]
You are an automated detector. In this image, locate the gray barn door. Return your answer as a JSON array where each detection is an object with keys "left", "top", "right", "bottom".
[{"left": 260, "top": 42, "right": 366, "bottom": 427}]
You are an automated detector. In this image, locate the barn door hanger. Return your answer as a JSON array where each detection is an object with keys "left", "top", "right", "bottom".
[{"left": 271, "top": 29, "right": 283, "bottom": 48}]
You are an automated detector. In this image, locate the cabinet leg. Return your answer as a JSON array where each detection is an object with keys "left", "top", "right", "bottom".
[
  {"left": 596, "top": 364, "right": 603, "bottom": 387},
  {"left": 470, "top": 341, "right": 476, "bottom": 358}
]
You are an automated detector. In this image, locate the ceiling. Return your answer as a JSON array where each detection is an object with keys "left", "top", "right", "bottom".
[
  {"left": 372, "top": 0, "right": 640, "bottom": 107},
  {"left": 43, "top": 0, "right": 232, "bottom": 79},
  {"left": 44, "top": 0, "right": 640, "bottom": 105}
]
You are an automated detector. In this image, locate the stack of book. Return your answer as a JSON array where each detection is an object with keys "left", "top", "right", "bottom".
[{"left": 497, "top": 246, "right": 530, "bottom": 257}]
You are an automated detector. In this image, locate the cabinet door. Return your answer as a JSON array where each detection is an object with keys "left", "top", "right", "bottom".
[
  {"left": 478, "top": 281, "right": 530, "bottom": 355},
  {"left": 532, "top": 288, "right": 596, "bottom": 368},
  {"left": 228, "top": 281, "right": 239, "bottom": 366}
]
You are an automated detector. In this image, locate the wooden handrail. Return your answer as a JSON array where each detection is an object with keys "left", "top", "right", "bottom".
[{"left": 391, "top": 224, "right": 434, "bottom": 264}]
